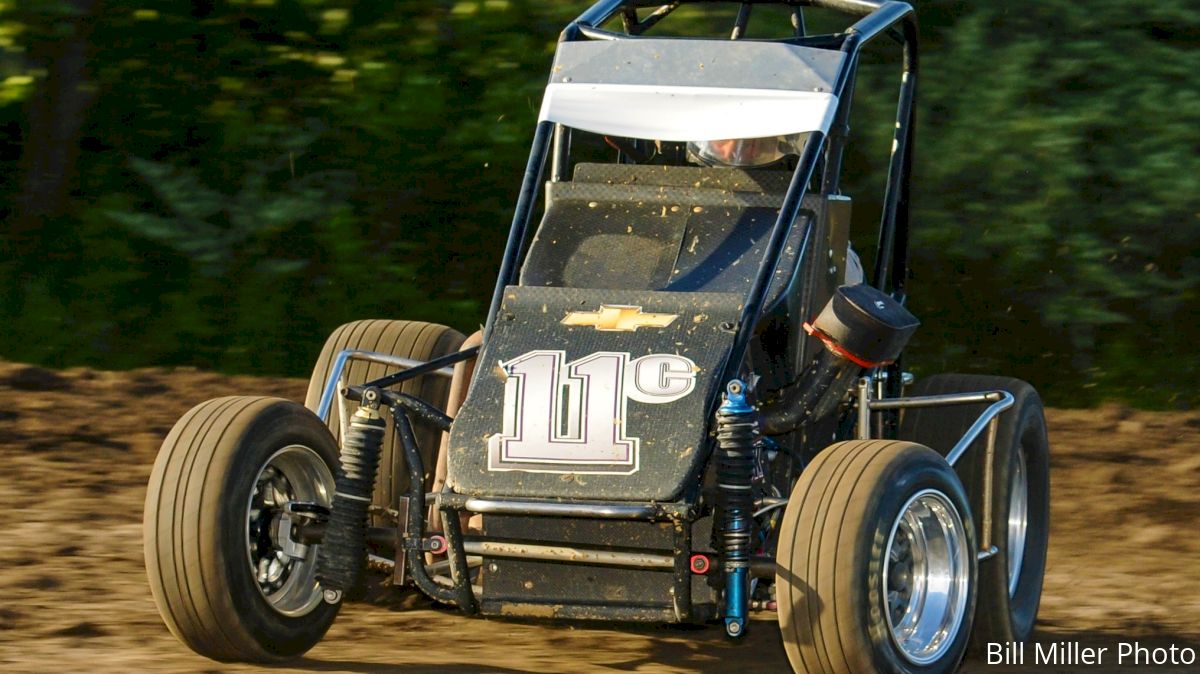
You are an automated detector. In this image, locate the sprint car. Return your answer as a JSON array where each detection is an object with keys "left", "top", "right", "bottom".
[{"left": 144, "top": 2, "right": 1050, "bottom": 672}]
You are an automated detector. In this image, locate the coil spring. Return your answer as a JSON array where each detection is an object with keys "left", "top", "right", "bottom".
[
  {"left": 316, "top": 405, "right": 385, "bottom": 600},
  {"left": 716, "top": 382, "right": 757, "bottom": 568}
]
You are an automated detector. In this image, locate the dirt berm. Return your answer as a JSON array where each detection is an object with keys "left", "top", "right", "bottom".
[{"left": 0, "top": 360, "right": 1196, "bottom": 672}]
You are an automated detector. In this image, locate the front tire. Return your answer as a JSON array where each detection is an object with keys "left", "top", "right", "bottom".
[
  {"left": 144, "top": 397, "right": 340, "bottom": 662},
  {"left": 776, "top": 440, "right": 977, "bottom": 674}
]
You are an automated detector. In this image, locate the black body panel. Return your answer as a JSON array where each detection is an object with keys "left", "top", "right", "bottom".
[
  {"left": 519, "top": 163, "right": 850, "bottom": 394},
  {"left": 446, "top": 285, "right": 741, "bottom": 501},
  {"left": 520, "top": 164, "right": 823, "bottom": 311}
]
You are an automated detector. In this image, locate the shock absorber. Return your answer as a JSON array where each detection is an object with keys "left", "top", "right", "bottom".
[
  {"left": 317, "top": 387, "right": 386, "bottom": 604},
  {"left": 716, "top": 379, "right": 757, "bottom": 637}
]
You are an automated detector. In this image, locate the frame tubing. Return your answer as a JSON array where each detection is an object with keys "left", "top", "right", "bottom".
[
  {"left": 462, "top": 497, "right": 665, "bottom": 519},
  {"left": 726, "top": 30, "right": 865, "bottom": 379},
  {"left": 550, "top": 124, "right": 571, "bottom": 181},
  {"left": 439, "top": 497, "right": 478, "bottom": 610},
  {"left": 389, "top": 391, "right": 455, "bottom": 431},
  {"left": 577, "top": 24, "right": 623, "bottom": 40},
  {"left": 718, "top": 131, "right": 826, "bottom": 388},
  {"left": 441, "top": 493, "right": 694, "bottom": 520},
  {"left": 362, "top": 346, "right": 476, "bottom": 391},
  {"left": 844, "top": 1, "right": 913, "bottom": 38},
  {"left": 316, "top": 349, "right": 459, "bottom": 422},
  {"left": 980, "top": 414, "right": 1000, "bottom": 552},
  {"left": 791, "top": 6, "right": 806, "bottom": 36},
  {"left": 888, "top": 84, "right": 915, "bottom": 295},
  {"left": 867, "top": 390, "right": 1005, "bottom": 410},
  {"left": 462, "top": 539, "right": 675, "bottom": 569},
  {"left": 858, "top": 389, "right": 1013, "bottom": 466},
  {"left": 629, "top": 3, "right": 682, "bottom": 35},
  {"left": 872, "top": 45, "right": 916, "bottom": 291},
  {"left": 874, "top": 13, "right": 918, "bottom": 293},
  {"left": 395, "top": 409, "right": 470, "bottom": 607},
  {"left": 620, "top": 6, "right": 638, "bottom": 32},
  {"left": 731, "top": 3, "right": 753, "bottom": 39},
  {"left": 860, "top": 389, "right": 1014, "bottom": 468},
  {"left": 575, "top": 0, "right": 626, "bottom": 27},
  {"left": 855, "top": 376, "right": 872, "bottom": 439},
  {"left": 572, "top": 0, "right": 908, "bottom": 34},
  {"left": 943, "top": 392, "right": 1013, "bottom": 466},
  {"left": 820, "top": 52, "right": 858, "bottom": 195},
  {"left": 671, "top": 523, "right": 693, "bottom": 619},
  {"left": 483, "top": 121, "right": 553, "bottom": 340}
]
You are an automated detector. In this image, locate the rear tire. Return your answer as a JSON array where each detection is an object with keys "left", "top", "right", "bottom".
[
  {"left": 304, "top": 320, "right": 465, "bottom": 524},
  {"left": 144, "top": 397, "right": 340, "bottom": 662},
  {"left": 776, "top": 440, "right": 977, "bottom": 674},
  {"left": 899, "top": 374, "right": 1050, "bottom": 646}
]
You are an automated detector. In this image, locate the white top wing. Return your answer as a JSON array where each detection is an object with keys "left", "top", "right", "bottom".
[{"left": 538, "top": 83, "right": 838, "bottom": 141}]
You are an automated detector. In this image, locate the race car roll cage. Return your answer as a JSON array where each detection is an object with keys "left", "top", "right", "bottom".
[{"left": 315, "top": 0, "right": 1016, "bottom": 634}]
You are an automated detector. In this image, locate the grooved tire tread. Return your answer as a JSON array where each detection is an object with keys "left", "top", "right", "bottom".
[{"left": 304, "top": 320, "right": 465, "bottom": 524}]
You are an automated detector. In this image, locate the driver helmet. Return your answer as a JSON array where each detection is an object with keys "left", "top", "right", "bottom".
[{"left": 687, "top": 133, "right": 807, "bottom": 168}]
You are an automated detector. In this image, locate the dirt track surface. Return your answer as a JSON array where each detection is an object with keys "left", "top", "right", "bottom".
[{"left": 0, "top": 360, "right": 1197, "bottom": 673}]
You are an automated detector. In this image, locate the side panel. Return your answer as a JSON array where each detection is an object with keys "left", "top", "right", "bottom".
[{"left": 447, "top": 286, "right": 741, "bottom": 501}]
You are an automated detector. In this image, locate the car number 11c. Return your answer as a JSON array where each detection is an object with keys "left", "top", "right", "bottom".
[{"left": 486, "top": 350, "right": 697, "bottom": 473}]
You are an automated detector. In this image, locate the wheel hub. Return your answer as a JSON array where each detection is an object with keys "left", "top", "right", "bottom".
[
  {"left": 245, "top": 445, "right": 334, "bottom": 617},
  {"left": 1007, "top": 446, "right": 1029, "bottom": 597},
  {"left": 883, "top": 489, "right": 970, "bottom": 666}
]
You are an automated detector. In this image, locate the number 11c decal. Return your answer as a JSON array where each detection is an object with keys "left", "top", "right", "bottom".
[{"left": 486, "top": 350, "right": 697, "bottom": 474}]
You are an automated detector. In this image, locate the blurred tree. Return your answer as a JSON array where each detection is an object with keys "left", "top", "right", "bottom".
[
  {"left": 824, "top": 0, "right": 1200, "bottom": 406},
  {"left": 13, "top": 0, "right": 97, "bottom": 241},
  {"left": 0, "top": 0, "right": 1196, "bottom": 407},
  {"left": 903, "top": 0, "right": 1200, "bottom": 405},
  {"left": 0, "top": 0, "right": 576, "bottom": 373}
]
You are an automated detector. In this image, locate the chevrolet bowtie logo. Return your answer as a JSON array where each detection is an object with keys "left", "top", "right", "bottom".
[{"left": 561, "top": 305, "right": 678, "bottom": 332}]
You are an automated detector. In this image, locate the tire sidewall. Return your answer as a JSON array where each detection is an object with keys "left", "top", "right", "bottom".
[
  {"left": 216, "top": 401, "right": 341, "bottom": 660},
  {"left": 981, "top": 396, "right": 1050, "bottom": 642}
]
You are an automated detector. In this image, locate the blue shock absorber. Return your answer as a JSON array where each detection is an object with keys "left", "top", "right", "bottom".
[{"left": 716, "top": 380, "right": 757, "bottom": 637}]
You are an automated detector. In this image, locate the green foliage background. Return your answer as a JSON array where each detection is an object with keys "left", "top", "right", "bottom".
[{"left": 0, "top": 0, "right": 1196, "bottom": 407}]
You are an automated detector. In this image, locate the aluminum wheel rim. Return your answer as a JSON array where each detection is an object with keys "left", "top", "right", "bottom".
[
  {"left": 1007, "top": 446, "right": 1029, "bottom": 598},
  {"left": 245, "top": 444, "right": 334, "bottom": 617},
  {"left": 884, "top": 489, "right": 970, "bottom": 666}
]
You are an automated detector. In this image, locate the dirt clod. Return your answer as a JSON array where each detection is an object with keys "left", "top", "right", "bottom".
[
  {"left": 52, "top": 622, "right": 108, "bottom": 638},
  {"left": 4, "top": 366, "right": 69, "bottom": 391},
  {"left": 0, "top": 608, "right": 22, "bottom": 631}
]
